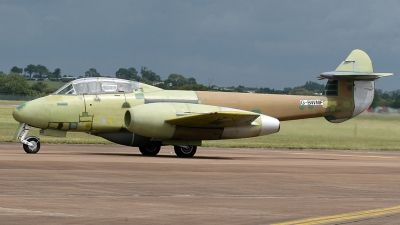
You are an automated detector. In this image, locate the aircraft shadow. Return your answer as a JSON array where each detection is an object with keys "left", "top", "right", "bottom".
[
  {"left": 81, "top": 152, "right": 232, "bottom": 160},
  {"left": 268, "top": 157, "right": 339, "bottom": 161}
]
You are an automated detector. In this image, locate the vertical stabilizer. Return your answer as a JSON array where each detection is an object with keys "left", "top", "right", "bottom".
[{"left": 335, "top": 49, "right": 373, "bottom": 73}]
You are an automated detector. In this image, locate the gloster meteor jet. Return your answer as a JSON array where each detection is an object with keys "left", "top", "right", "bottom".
[{"left": 13, "top": 49, "right": 392, "bottom": 157}]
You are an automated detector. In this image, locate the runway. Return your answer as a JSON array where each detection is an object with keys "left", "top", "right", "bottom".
[{"left": 1, "top": 143, "right": 400, "bottom": 225}]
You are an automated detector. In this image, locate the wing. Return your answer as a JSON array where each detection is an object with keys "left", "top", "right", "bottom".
[{"left": 165, "top": 111, "right": 260, "bottom": 128}]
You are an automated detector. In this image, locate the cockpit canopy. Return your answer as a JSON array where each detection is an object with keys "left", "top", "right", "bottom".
[{"left": 53, "top": 77, "right": 141, "bottom": 95}]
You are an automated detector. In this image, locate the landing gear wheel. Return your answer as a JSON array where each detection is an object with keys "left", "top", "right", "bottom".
[
  {"left": 23, "top": 137, "right": 40, "bottom": 154},
  {"left": 174, "top": 145, "right": 197, "bottom": 158},
  {"left": 139, "top": 146, "right": 161, "bottom": 156}
]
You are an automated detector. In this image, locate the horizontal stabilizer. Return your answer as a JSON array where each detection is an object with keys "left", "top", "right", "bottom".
[
  {"left": 318, "top": 71, "right": 393, "bottom": 80},
  {"left": 165, "top": 111, "right": 260, "bottom": 128}
]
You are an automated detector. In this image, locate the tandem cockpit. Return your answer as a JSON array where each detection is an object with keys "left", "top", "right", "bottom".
[{"left": 53, "top": 77, "right": 142, "bottom": 95}]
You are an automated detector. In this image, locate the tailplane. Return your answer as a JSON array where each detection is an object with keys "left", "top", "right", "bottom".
[{"left": 318, "top": 49, "right": 393, "bottom": 123}]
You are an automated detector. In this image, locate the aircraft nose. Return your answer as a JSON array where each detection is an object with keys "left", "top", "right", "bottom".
[
  {"left": 13, "top": 98, "right": 49, "bottom": 128},
  {"left": 12, "top": 103, "right": 30, "bottom": 123}
]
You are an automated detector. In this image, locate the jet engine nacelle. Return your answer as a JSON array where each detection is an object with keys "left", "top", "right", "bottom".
[{"left": 124, "top": 103, "right": 280, "bottom": 140}]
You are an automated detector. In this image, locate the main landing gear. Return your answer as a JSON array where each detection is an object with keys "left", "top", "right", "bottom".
[
  {"left": 139, "top": 146, "right": 161, "bottom": 156},
  {"left": 174, "top": 145, "right": 197, "bottom": 158},
  {"left": 138, "top": 145, "right": 197, "bottom": 158},
  {"left": 15, "top": 123, "right": 41, "bottom": 154}
]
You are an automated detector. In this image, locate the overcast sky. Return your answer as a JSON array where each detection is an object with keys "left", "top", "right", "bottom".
[{"left": 1, "top": 0, "right": 399, "bottom": 91}]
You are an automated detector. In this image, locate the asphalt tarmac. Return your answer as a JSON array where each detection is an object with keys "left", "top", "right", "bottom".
[{"left": 0, "top": 143, "right": 400, "bottom": 225}]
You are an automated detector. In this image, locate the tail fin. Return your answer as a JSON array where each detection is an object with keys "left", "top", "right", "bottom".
[
  {"left": 318, "top": 49, "right": 393, "bottom": 123},
  {"left": 336, "top": 49, "right": 373, "bottom": 72},
  {"left": 318, "top": 49, "right": 392, "bottom": 80}
]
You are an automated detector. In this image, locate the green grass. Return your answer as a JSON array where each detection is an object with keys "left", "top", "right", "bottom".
[
  {"left": 0, "top": 100, "right": 25, "bottom": 105},
  {"left": 204, "top": 114, "right": 400, "bottom": 150},
  {"left": 27, "top": 80, "right": 67, "bottom": 90},
  {"left": 1, "top": 100, "right": 400, "bottom": 150}
]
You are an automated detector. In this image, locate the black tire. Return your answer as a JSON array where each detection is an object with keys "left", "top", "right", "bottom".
[
  {"left": 23, "top": 137, "right": 40, "bottom": 154},
  {"left": 139, "top": 146, "right": 161, "bottom": 156},
  {"left": 174, "top": 145, "right": 197, "bottom": 158}
]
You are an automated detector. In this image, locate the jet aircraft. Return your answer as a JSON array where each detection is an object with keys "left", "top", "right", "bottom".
[{"left": 12, "top": 49, "right": 392, "bottom": 157}]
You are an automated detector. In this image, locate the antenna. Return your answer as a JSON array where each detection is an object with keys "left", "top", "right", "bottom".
[{"left": 208, "top": 78, "right": 213, "bottom": 89}]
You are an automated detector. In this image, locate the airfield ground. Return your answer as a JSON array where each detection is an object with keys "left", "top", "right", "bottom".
[{"left": 0, "top": 143, "right": 400, "bottom": 224}]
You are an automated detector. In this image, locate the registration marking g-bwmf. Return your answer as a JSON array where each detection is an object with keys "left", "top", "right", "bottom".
[{"left": 300, "top": 100, "right": 323, "bottom": 105}]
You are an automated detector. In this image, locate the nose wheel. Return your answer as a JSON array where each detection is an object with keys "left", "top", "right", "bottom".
[
  {"left": 15, "top": 123, "right": 41, "bottom": 154},
  {"left": 23, "top": 136, "right": 41, "bottom": 154}
]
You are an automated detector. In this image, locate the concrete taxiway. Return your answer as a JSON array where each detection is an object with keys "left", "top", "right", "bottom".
[{"left": 0, "top": 143, "right": 400, "bottom": 224}]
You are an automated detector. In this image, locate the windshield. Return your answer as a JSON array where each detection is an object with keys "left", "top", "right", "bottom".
[
  {"left": 53, "top": 78, "right": 141, "bottom": 95},
  {"left": 55, "top": 83, "right": 75, "bottom": 94}
]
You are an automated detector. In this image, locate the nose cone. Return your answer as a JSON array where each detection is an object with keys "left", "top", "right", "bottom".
[
  {"left": 12, "top": 104, "right": 25, "bottom": 122},
  {"left": 13, "top": 98, "right": 49, "bottom": 128}
]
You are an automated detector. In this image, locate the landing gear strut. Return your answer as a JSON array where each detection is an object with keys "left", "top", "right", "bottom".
[{"left": 15, "top": 123, "right": 41, "bottom": 154}]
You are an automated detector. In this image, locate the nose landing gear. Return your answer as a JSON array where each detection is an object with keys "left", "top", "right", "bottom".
[
  {"left": 22, "top": 136, "right": 41, "bottom": 154},
  {"left": 14, "top": 123, "right": 41, "bottom": 154}
]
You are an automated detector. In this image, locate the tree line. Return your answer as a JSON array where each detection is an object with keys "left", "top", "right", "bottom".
[
  {"left": 2, "top": 64, "right": 400, "bottom": 108},
  {"left": 371, "top": 89, "right": 400, "bottom": 108},
  {"left": 10, "top": 65, "right": 62, "bottom": 79}
]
